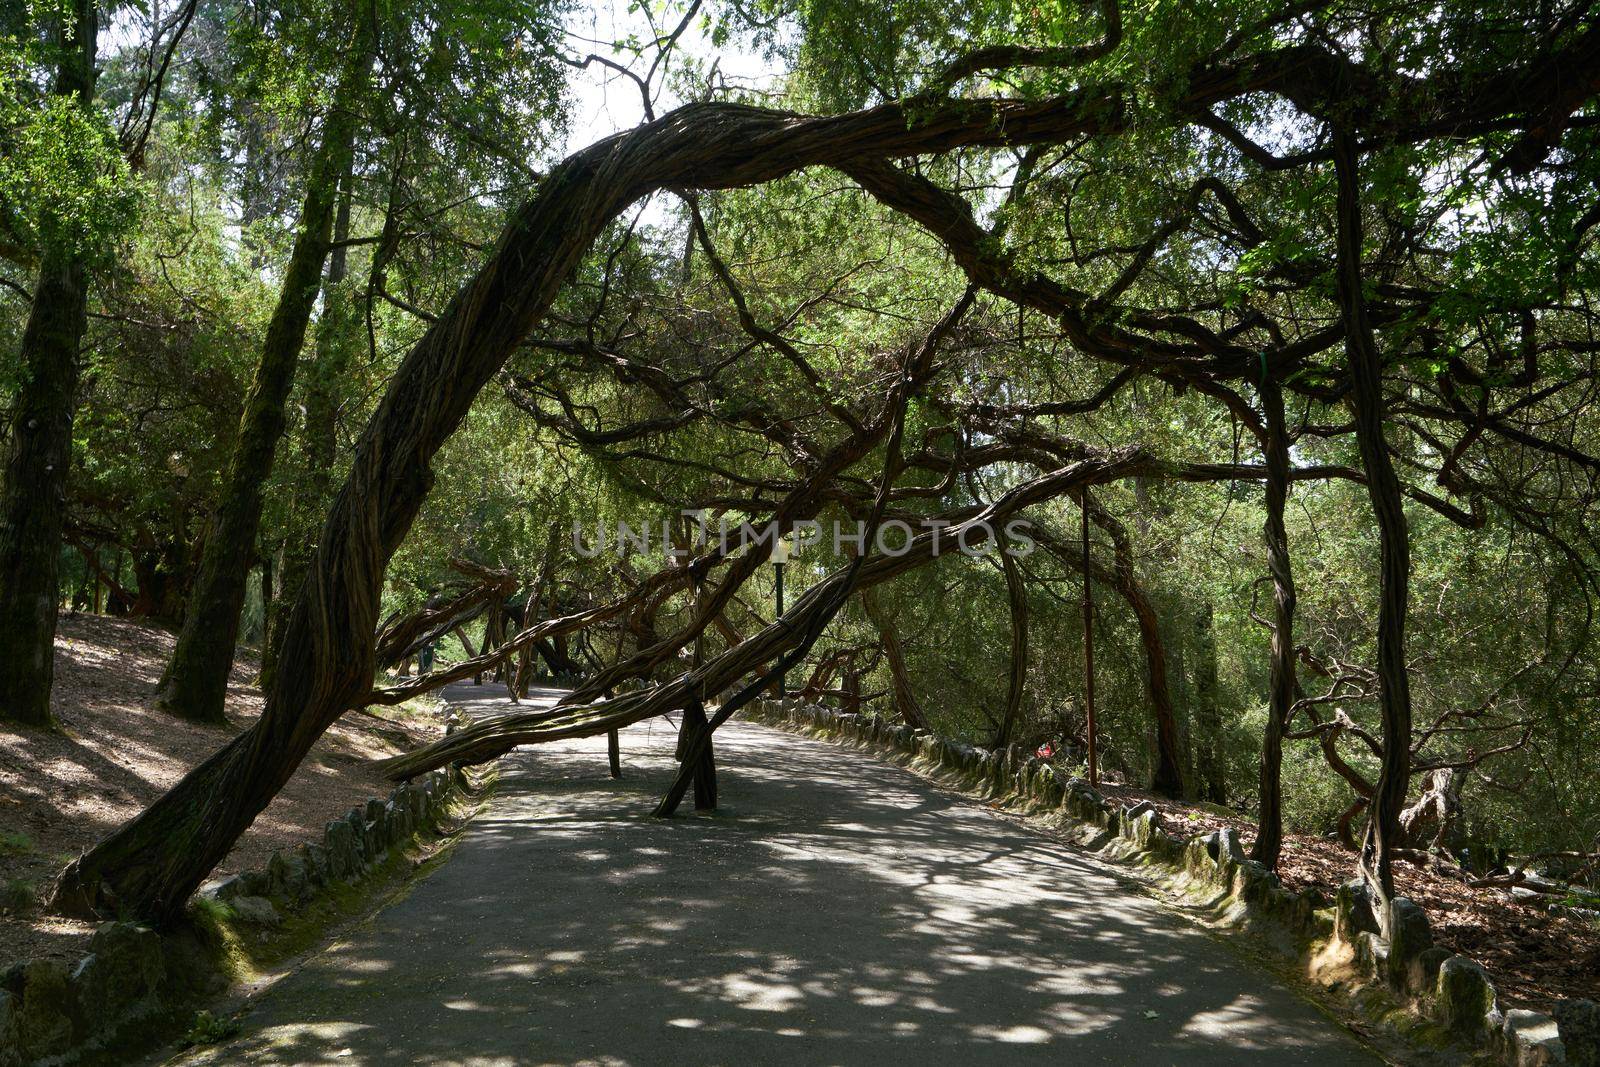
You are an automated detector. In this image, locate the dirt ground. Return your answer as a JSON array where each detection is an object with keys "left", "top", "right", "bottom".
[
  {"left": 0, "top": 613, "right": 449, "bottom": 967},
  {"left": 1095, "top": 782, "right": 1600, "bottom": 1012}
]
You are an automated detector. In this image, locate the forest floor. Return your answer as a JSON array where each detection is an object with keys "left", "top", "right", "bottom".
[
  {"left": 1094, "top": 781, "right": 1600, "bottom": 1012},
  {"left": 0, "top": 613, "right": 448, "bottom": 967}
]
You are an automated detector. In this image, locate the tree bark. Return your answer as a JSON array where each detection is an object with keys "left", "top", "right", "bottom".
[
  {"left": 995, "top": 537, "right": 1029, "bottom": 749},
  {"left": 261, "top": 173, "right": 358, "bottom": 691},
  {"left": 156, "top": 25, "right": 372, "bottom": 723},
  {"left": 1032, "top": 518, "right": 1182, "bottom": 795},
  {"left": 1191, "top": 603, "right": 1226, "bottom": 803},
  {"left": 50, "top": 90, "right": 1122, "bottom": 923},
  {"left": 860, "top": 587, "right": 928, "bottom": 729},
  {"left": 676, "top": 699, "right": 718, "bottom": 810},
  {"left": 0, "top": 0, "right": 98, "bottom": 728},
  {"left": 1333, "top": 128, "right": 1413, "bottom": 935},
  {"left": 1250, "top": 375, "right": 1299, "bottom": 868},
  {"left": 1085, "top": 503, "right": 1184, "bottom": 797}
]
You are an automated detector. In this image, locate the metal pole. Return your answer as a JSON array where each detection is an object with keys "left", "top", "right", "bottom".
[
  {"left": 775, "top": 561, "right": 786, "bottom": 701},
  {"left": 1082, "top": 491, "right": 1098, "bottom": 787}
]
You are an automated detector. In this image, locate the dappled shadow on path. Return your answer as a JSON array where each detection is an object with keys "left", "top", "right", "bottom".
[{"left": 182, "top": 685, "right": 1375, "bottom": 1066}]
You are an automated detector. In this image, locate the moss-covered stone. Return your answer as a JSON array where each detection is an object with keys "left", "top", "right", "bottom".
[
  {"left": 13, "top": 958, "right": 75, "bottom": 1059},
  {"left": 1498, "top": 1008, "right": 1565, "bottom": 1067},
  {"left": 1334, "top": 878, "right": 1378, "bottom": 944},
  {"left": 1385, "top": 897, "right": 1433, "bottom": 991},
  {"left": 72, "top": 922, "right": 165, "bottom": 1035},
  {"left": 1436, "top": 955, "right": 1496, "bottom": 1037},
  {"left": 1556, "top": 998, "right": 1599, "bottom": 1067}
]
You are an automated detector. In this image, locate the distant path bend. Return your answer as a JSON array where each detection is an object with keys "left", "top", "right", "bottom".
[{"left": 178, "top": 682, "right": 1378, "bottom": 1065}]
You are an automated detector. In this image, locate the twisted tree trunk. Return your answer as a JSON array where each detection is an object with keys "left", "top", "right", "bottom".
[
  {"left": 1251, "top": 375, "right": 1298, "bottom": 868},
  {"left": 1084, "top": 503, "right": 1184, "bottom": 796},
  {"left": 1334, "top": 128, "right": 1413, "bottom": 935},
  {"left": 156, "top": 25, "right": 373, "bottom": 724},
  {"left": 860, "top": 587, "right": 928, "bottom": 729},
  {"left": 50, "top": 91, "right": 1123, "bottom": 923},
  {"left": 0, "top": 0, "right": 98, "bottom": 728}
]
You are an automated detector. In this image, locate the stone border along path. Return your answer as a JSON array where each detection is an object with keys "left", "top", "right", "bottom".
[
  {"left": 755, "top": 700, "right": 1594, "bottom": 1067},
  {"left": 169, "top": 682, "right": 1379, "bottom": 1065},
  {"left": 0, "top": 723, "right": 472, "bottom": 1067}
]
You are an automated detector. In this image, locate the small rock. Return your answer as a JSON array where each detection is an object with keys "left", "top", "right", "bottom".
[
  {"left": 1408, "top": 946, "right": 1452, "bottom": 995},
  {"left": 1125, "top": 800, "right": 1155, "bottom": 821},
  {"left": 230, "top": 896, "right": 281, "bottom": 927},
  {"left": 1205, "top": 827, "right": 1246, "bottom": 865},
  {"left": 237, "top": 869, "right": 271, "bottom": 899},
  {"left": 206, "top": 874, "right": 246, "bottom": 902},
  {"left": 286, "top": 851, "right": 311, "bottom": 901},
  {"left": 1502, "top": 1009, "right": 1565, "bottom": 1067},
  {"left": 345, "top": 810, "right": 371, "bottom": 860},
  {"left": 324, "top": 818, "right": 359, "bottom": 879},
  {"left": 299, "top": 842, "right": 330, "bottom": 887},
  {"left": 1335, "top": 879, "right": 1380, "bottom": 943},
  {"left": 384, "top": 800, "right": 409, "bottom": 841}
]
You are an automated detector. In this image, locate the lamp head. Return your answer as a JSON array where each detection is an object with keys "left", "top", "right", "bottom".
[{"left": 769, "top": 536, "right": 790, "bottom": 565}]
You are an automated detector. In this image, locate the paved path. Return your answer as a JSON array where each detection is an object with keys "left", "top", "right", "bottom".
[{"left": 179, "top": 684, "right": 1379, "bottom": 1066}]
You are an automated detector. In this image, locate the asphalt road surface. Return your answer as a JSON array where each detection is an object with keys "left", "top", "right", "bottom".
[{"left": 175, "top": 683, "right": 1379, "bottom": 1066}]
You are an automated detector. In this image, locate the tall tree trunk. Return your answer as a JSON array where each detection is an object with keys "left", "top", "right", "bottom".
[
  {"left": 1034, "top": 518, "right": 1183, "bottom": 795},
  {"left": 1251, "top": 375, "right": 1298, "bottom": 868},
  {"left": 513, "top": 523, "right": 561, "bottom": 699},
  {"left": 156, "top": 29, "right": 372, "bottom": 723},
  {"left": 1086, "top": 504, "right": 1184, "bottom": 797},
  {"left": 260, "top": 173, "right": 357, "bottom": 690},
  {"left": 0, "top": 0, "right": 99, "bottom": 728},
  {"left": 1191, "top": 603, "right": 1226, "bottom": 803},
  {"left": 861, "top": 587, "right": 928, "bottom": 729},
  {"left": 994, "top": 537, "right": 1029, "bottom": 748},
  {"left": 48, "top": 90, "right": 1115, "bottom": 924},
  {"left": 1333, "top": 129, "right": 1412, "bottom": 934}
]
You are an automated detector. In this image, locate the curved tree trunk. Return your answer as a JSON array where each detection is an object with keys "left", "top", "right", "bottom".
[
  {"left": 860, "top": 587, "right": 928, "bottom": 729},
  {"left": 1251, "top": 376, "right": 1298, "bottom": 869},
  {"left": 1086, "top": 503, "right": 1184, "bottom": 797},
  {"left": 1031, "top": 519, "right": 1183, "bottom": 795},
  {"left": 1334, "top": 128, "right": 1413, "bottom": 936},
  {"left": 50, "top": 91, "right": 1121, "bottom": 924},
  {"left": 156, "top": 26, "right": 373, "bottom": 724},
  {"left": 0, "top": 0, "right": 98, "bottom": 729}
]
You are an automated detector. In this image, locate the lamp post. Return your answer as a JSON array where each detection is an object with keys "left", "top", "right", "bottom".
[{"left": 770, "top": 534, "right": 790, "bottom": 701}]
